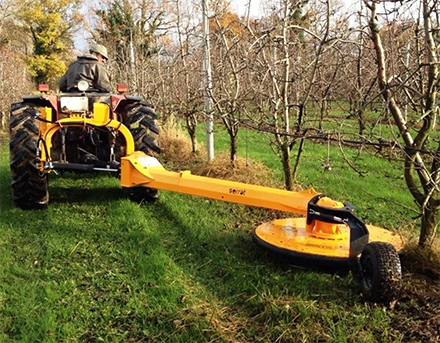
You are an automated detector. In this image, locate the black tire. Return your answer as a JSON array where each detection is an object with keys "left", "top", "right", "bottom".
[
  {"left": 126, "top": 102, "right": 160, "bottom": 154},
  {"left": 359, "top": 242, "right": 401, "bottom": 302},
  {"left": 123, "top": 102, "right": 160, "bottom": 203},
  {"left": 122, "top": 187, "right": 159, "bottom": 203},
  {"left": 9, "top": 102, "right": 49, "bottom": 210}
]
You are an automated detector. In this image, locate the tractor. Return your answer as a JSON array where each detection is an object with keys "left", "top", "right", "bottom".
[{"left": 9, "top": 81, "right": 160, "bottom": 209}]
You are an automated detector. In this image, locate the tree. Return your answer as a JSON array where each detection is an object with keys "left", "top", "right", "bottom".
[
  {"left": 245, "top": 0, "right": 341, "bottom": 190},
  {"left": 243, "top": 1, "right": 304, "bottom": 190},
  {"left": 365, "top": 0, "right": 439, "bottom": 248},
  {"left": 0, "top": 0, "right": 15, "bottom": 46},
  {"left": 0, "top": 0, "right": 37, "bottom": 124},
  {"left": 334, "top": 2, "right": 378, "bottom": 137},
  {"left": 0, "top": 44, "right": 33, "bottom": 129},
  {"left": 94, "top": 0, "right": 167, "bottom": 93},
  {"left": 209, "top": 9, "right": 250, "bottom": 164},
  {"left": 15, "top": 0, "right": 83, "bottom": 85},
  {"left": 172, "top": 0, "right": 204, "bottom": 153}
]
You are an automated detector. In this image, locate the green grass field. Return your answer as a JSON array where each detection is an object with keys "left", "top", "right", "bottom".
[{"left": 0, "top": 128, "right": 438, "bottom": 342}]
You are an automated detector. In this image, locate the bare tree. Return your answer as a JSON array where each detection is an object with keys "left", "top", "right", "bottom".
[
  {"left": 244, "top": 0, "right": 339, "bottom": 190},
  {"left": 209, "top": 9, "right": 249, "bottom": 164},
  {"left": 0, "top": 6, "right": 34, "bottom": 127},
  {"left": 365, "top": 0, "right": 439, "bottom": 248},
  {"left": 173, "top": 0, "right": 204, "bottom": 153},
  {"left": 93, "top": 0, "right": 168, "bottom": 94},
  {"left": 341, "top": 3, "right": 378, "bottom": 137},
  {"left": 244, "top": 1, "right": 297, "bottom": 190}
]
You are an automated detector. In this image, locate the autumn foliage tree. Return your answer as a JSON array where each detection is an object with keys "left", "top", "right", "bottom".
[{"left": 15, "top": 0, "right": 83, "bottom": 86}]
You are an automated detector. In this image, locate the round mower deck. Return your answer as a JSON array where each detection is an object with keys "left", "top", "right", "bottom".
[{"left": 253, "top": 218, "right": 405, "bottom": 270}]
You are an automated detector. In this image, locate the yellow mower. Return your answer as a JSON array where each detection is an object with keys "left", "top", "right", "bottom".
[{"left": 9, "top": 82, "right": 404, "bottom": 303}]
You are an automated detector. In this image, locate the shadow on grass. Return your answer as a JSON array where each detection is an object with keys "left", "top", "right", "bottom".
[
  {"left": 50, "top": 184, "right": 123, "bottom": 204},
  {"left": 0, "top": 167, "right": 124, "bottom": 209},
  {"left": 145, "top": 194, "right": 358, "bottom": 298}
]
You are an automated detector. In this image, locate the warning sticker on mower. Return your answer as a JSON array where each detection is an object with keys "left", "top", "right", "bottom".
[{"left": 138, "top": 156, "right": 162, "bottom": 168}]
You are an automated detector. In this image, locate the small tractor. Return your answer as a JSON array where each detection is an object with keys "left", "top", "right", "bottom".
[
  {"left": 9, "top": 81, "right": 404, "bottom": 303},
  {"left": 10, "top": 81, "right": 160, "bottom": 209}
]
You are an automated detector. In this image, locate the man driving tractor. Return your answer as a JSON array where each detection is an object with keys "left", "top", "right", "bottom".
[{"left": 59, "top": 44, "right": 112, "bottom": 93}]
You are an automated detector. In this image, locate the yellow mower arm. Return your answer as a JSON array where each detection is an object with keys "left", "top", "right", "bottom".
[{"left": 121, "top": 151, "right": 321, "bottom": 215}]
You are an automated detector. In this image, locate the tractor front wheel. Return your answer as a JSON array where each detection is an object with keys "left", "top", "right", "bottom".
[
  {"left": 9, "top": 102, "right": 49, "bottom": 210},
  {"left": 359, "top": 242, "right": 402, "bottom": 302}
]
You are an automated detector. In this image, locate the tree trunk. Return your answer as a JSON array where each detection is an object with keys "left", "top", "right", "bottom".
[
  {"left": 319, "top": 98, "right": 327, "bottom": 131},
  {"left": 357, "top": 100, "right": 366, "bottom": 137},
  {"left": 296, "top": 103, "right": 305, "bottom": 133},
  {"left": 186, "top": 114, "right": 198, "bottom": 153},
  {"left": 292, "top": 137, "right": 305, "bottom": 181},
  {"left": 281, "top": 143, "right": 293, "bottom": 190},
  {"left": 0, "top": 111, "right": 5, "bottom": 130},
  {"left": 230, "top": 135, "right": 238, "bottom": 166},
  {"left": 419, "top": 197, "right": 439, "bottom": 248}
]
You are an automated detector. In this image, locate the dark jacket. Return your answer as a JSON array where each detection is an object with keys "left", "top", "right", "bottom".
[{"left": 59, "top": 54, "right": 112, "bottom": 92}]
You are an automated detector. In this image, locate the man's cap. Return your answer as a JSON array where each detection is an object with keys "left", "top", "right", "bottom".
[{"left": 90, "top": 44, "right": 108, "bottom": 61}]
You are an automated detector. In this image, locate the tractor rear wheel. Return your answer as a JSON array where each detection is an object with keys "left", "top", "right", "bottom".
[
  {"left": 9, "top": 102, "right": 49, "bottom": 210},
  {"left": 123, "top": 102, "right": 161, "bottom": 203},
  {"left": 359, "top": 242, "right": 401, "bottom": 302},
  {"left": 127, "top": 102, "right": 160, "bottom": 154}
]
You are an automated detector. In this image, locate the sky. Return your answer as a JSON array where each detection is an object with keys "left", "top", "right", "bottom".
[
  {"left": 230, "top": 0, "right": 261, "bottom": 17},
  {"left": 75, "top": 0, "right": 263, "bottom": 51},
  {"left": 229, "top": 0, "right": 360, "bottom": 21},
  {"left": 74, "top": 0, "right": 370, "bottom": 51}
]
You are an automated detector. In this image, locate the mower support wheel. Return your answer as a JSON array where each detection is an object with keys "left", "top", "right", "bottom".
[
  {"left": 9, "top": 102, "right": 49, "bottom": 210},
  {"left": 359, "top": 242, "right": 401, "bottom": 303}
]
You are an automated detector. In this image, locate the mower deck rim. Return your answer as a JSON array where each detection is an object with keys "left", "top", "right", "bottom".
[
  {"left": 253, "top": 217, "right": 404, "bottom": 270},
  {"left": 252, "top": 232, "right": 350, "bottom": 270}
]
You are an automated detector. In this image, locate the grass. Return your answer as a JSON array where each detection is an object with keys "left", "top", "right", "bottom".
[{"left": 0, "top": 126, "right": 439, "bottom": 342}]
